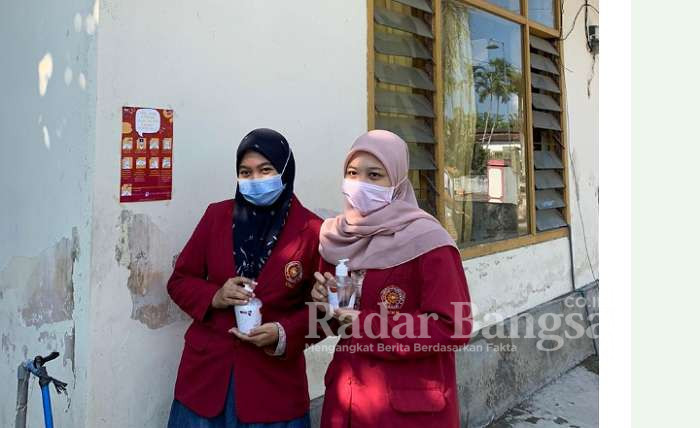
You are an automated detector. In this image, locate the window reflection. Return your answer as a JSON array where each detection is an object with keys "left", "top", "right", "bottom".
[
  {"left": 442, "top": 2, "right": 529, "bottom": 247},
  {"left": 529, "top": 0, "right": 555, "bottom": 28},
  {"left": 484, "top": 0, "right": 520, "bottom": 13}
]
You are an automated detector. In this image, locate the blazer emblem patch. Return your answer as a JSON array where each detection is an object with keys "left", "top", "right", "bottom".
[
  {"left": 284, "top": 261, "right": 303, "bottom": 288},
  {"left": 380, "top": 286, "right": 407, "bottom": 313}
]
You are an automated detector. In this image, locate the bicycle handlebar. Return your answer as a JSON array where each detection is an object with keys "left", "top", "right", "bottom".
[
  {"left": 34, "top": 352, "right": 59, "bottom": 367},
  {"left": 23, "top": 351, "right": 68, "bottom": 394}
]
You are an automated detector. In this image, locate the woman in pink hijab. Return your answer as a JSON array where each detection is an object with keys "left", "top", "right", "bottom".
[{"left": 311, "top": 130, "right": 473, "bottom": 428}]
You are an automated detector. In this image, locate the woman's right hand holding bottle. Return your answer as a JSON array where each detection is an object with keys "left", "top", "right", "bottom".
[{"left": 212, "top": 277, "right": 257, "bottom": 309}]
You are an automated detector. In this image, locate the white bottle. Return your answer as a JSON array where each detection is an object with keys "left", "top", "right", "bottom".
[
  {"left": 330, "top": 258, "right": 355, "bottom": 309},
  {"left": 235, "top": 284, "right": 262, "bottom": 334},
  {"left": 327, "top": 259, "right": 348, "bottom": 310}
]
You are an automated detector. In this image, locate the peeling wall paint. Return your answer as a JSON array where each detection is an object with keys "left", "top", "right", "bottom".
[
  {"left": 64, "top": 327, "right": 76, "bottom": 373},
  {"left": 115, "top": 210, "right": 185, "bottom": 329},
  {"left": 0, "top": 0, "right": 97, "bottom": 425},
  {"left": 38, "top": 331, "right": 58, "bottom": 344},
  {"left": 1, "top": 333, "right": 16, "bottom": 360},
  {"left": 20, "top": 230, "right": 79, "bottom": 327},
  {"left": 0, "top": 230, "right": 86, "bottom": 427},
  {"left": 0, "top": 230, "right": 79, "bottom": 328}
]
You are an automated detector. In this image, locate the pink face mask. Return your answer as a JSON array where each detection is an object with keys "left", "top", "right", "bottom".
[{"left": 342, "top": 178, "right": 395, "bottom": 215}]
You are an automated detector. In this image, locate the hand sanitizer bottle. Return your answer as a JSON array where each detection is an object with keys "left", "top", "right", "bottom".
[
  {"left": 235, "top": 284, "right": 262, "bottom": 334},
  {"left": 328, "top": 259, "right": 349, "bottom": 310}
]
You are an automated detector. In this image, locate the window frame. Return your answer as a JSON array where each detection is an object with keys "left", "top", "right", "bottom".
[{"left": 367, "top": 0, "right": 570, "bottom": 260}]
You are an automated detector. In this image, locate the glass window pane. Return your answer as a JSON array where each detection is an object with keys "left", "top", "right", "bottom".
[
  {"left": 442, "top": 1, "right": 529, "bottom": 247},
  {"left": 484, "top": 0, "right": 520, "bottom": 13},
  {"left": 529, "top": 0, "right": 555, "bottom": 28}
]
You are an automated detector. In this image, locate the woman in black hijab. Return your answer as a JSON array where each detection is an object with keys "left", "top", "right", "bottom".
[
  {"left": 167, "top": 128, "right": 322, "bottom": 427},
  {"left": 233, "top": 128, "right": 296, "bottom": 280}
]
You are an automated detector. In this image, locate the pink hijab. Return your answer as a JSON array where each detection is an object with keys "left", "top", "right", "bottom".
[{"left": 319, "top": 130, "right": 457, "bottom": 270}]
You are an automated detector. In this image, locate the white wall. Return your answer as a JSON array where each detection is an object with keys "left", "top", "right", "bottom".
[
  {"left": 86, "top": 0, "right": 366, "bottom": 426},
  {"left": 562, "top": 0, "right": 600, "bottom": 288},
  {"left": 464, "top": 237, "right": 574, "bottom": 330},
  {"left": 0, "top": 0, "right": 98, "bottom": 426}
]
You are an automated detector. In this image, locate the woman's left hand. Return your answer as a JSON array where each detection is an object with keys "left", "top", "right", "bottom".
[{"left": 229, "top": 323, "right": 279, "bottom": 347}]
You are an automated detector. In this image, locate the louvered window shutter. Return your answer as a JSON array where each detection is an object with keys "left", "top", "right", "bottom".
[
  {"left": 530, "top": 35, "right": 567, "bottom": 231},
  {"left": 373, "top": 0, "right": 438, "bottom": 215}
]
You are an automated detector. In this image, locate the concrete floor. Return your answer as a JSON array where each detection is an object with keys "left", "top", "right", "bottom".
[{"left": 488, "top": 355, "right": 599, "bottom": 428}]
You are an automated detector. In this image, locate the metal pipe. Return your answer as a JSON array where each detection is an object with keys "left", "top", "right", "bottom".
[
  {"left": 41, "top": 384, "right": 54, "bottom": 428},
  {"left": 15, "top": 364, "right": 29, "bottom": 428}
]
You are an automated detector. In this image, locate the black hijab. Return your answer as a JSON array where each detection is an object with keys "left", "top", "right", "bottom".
[{"left": 233, "top": 128, "right": 295, "bottom": 279}]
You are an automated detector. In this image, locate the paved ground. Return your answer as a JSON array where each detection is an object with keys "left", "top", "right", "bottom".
[{"left": 488, "top": 355, "right": 599, "bottom": 428}]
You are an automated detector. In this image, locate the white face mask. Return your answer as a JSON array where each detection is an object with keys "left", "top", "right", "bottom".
[{"left": 342, "top": 178, "right": 394, "bottom": 215}]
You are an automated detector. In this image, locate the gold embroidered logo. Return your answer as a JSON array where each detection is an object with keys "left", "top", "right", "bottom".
[
  {"left": 379, "top": 286, "right": 407, "bottom": 314},
  {"left": 284, "top": 261, "right": 303, "bottom": 288}
]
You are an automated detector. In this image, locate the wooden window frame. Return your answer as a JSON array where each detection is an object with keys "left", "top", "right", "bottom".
[{"left": 367, "top": 0, "right": 570, "bottom": 260}]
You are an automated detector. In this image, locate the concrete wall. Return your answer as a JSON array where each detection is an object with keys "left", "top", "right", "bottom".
[
  {"left": 0, "top": 0, "right": 99, "bottom": 426},
  {"left": 86, "top": 0, "right": 366, "bottom": 426},
  {"left": 465, "top": 237, "right": 574, "bottom": 331},
  {"left": 455, "top": 286, "right": 598, "bottom": 427}
]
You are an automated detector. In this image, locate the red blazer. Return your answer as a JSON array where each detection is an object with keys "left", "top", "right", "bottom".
[
  {"left": 167, "top": 196, "right": 322, "bottom": 422},
  {"left": 319, "top": 246, "right": 473, "bottom": 428}
]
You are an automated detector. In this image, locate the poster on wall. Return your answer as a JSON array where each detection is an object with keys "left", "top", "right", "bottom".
[{"left": 120, "top": 106, "right": 173, "bottom": 203}]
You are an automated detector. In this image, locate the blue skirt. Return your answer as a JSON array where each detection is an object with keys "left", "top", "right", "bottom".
[{"left": 167, "top": 373, "right": 310, "bottom": 428}]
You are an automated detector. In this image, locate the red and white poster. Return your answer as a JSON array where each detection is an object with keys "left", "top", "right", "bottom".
[{"left": 120, "top": 106, "right": 173, "bottom": 203}]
